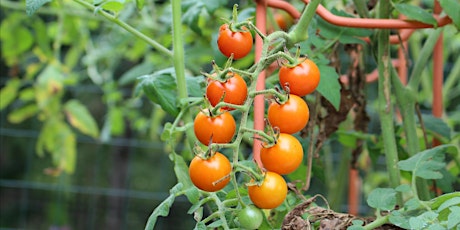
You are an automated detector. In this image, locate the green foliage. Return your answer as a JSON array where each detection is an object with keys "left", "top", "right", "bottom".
[
  {"left": 439, "top": 0, "right": 460, "bottom": 30},
  {"left": 144, "top": 183, "right": 184, "bottom": 230},
  {"left": 64, "top": 100, "right": 100, "bottom": 138},
  {"left": 392, "top": 3, "right": 437, "bottom": 26},
  {"left": 26, "top": 0, "right": 51, "bottom": 15}
]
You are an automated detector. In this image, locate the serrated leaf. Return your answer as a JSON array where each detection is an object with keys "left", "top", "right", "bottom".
[
  {"left": 316, "top": 65, "right": 341, "bottom": 110},
  {"left": 398, "top": 145, "right": 456, "bottom": 180},
  {"left": 439, "top": 0, "right": 460, "bottom": 30},
  {"left": 393, "top": 3, "right": 437, "bottom": 26},
  {"left": 447, "top": 206, "right": 460, "bottom": 229},
  {"left": 7, "top": 104, "right": 39, "bottom": 124},
  {"left": 0, "top": 79, "right": 21, "bottom": 110},
  {"left": 409, "top": 211, "right": 438, "bottom": 229},
  {"left": 389, "top": 210, "right": 410, "bottom": 229},
  {"left": 26, "top": 0, "right": 52, "bottom": 16},
  {"left": 144, "top": 183, "right": 182, "bottom": 230},
  {"left": 367, "top": 188, "right": 397, "bottom": 211},
  {"left": 64, "top": 99, "right": 99, "bottom": 138},
  {"left": 421, "top": 114, "right": 452, "bottom": 140}
]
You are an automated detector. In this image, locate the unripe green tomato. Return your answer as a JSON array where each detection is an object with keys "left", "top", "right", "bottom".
[{"left": 237, "top": 205, "right": 263, "bottom": 229}]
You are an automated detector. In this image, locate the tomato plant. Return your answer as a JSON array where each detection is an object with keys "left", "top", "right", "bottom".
[
  {"left": 189, "top": 152, "right": 231, "bottom": 192},
  {"left": 267, "top": 94, "right": 310, "bottom": 134},
  {"left": 236, "top": 205, "right": 263, "bottom": 229},
  {"left": 206, "top": 73, "right": 248, "bottom": 110},
  {"left": 248, "top": 171, "right": 288, "bottom": 209},
  {"left": 217, "top": 24, "right": 253, "bottom": 59},
  {"left": 193, "top": 110, "right": 236, "bottom": 145},
  {"left": 279, "top": 59, "right": 320, "bottom": 97},
  {"left": 260, "top": 133, "right": 303, "bottom": 175}
]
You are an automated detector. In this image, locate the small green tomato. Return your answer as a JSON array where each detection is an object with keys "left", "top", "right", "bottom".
[{"left": 237, "top": 205, "right": 263, "bottom": 229}]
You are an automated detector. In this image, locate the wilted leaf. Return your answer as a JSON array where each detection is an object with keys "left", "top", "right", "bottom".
[
  {"left": 393, "top": 3, "right": 437, "bottom": 26},
  {"left": 367, "top": 188, "right": 397, "bottom": 211},
  {"left": 26, "top": 0, "right": 52, "bottom": 15},
  {"left": 35, "top": 65, "right": 65, "bottom": 109},
  {"left": 7, "top": 104, "right": 39, "bottom": 123},
  {"left": 64, "top": 99, "right": 99, "bottom": 138},
  {"left": 0, "top": 79, "right": 21, "bottom": 110},
  {"left": 36, "top": 119, "right": 77, "bottom": 173},
  {"left": 316, "top": 65, "right": 341, "bottom": 111}
]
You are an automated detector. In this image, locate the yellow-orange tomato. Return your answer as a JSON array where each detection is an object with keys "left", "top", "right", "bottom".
[
  {"left": 261, "top": 133, "right": 303, "bottom": 175},
  {"left": 193, "top": 110, "right": 236, "bottom": 146},
  {"left": 268, "top": 94, "right": 309, "bottom": 134},
  {"left": 248, "top": 172, "right": 287, "bottom": 209},
  {"left": 279, "top": 59, "right": 320, "bottom": 97},
  {"left": 189, "top": 152, "right": 231, "bottom": 192}
]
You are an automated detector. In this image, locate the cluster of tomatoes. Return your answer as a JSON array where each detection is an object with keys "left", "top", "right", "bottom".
[{"left": 188, "top": 19, "right": 320, "bottom": 225}]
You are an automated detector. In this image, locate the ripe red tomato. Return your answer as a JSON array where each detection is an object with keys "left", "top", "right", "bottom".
[
  {"left": 193, "top": 110, "right": 236, "bottom": 145},
  {"left": 206, "top": 73, "right": 247, "bottom": 110},
  {"left": 248, "top": 171, "right": 287, "bottom": 209},
  {"left": 189, "top": 152, "right": 231, "bottom": 192},
  {"left": 267, "top": 94, "right": 309, "bottom": 134},
  {"left": 217, "top": 24, "right": 253, "bottom": 59},
  {"left": 261, "top": 133, "right": 303, "bottom": 175},
  {"left": 279, "top": 59, "right": 320, "bottom": 97}
]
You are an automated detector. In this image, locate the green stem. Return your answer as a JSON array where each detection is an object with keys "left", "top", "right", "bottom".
[
  {"left": 391, "top": 67, "right": 431, "bottom": 201},
  {"left": 377, "top": 0, "right": 402, "bottom": 206},
  {"left": 171, "top": 0, "right": 196, "bottom": 148},
  {"left": 72, "top": 0, "right": 173, "bottom": 58},
  {"left": 407, "top": 28, "right": 442, "bottom": 90},
  {"left": 363, "top": 215, "right": 390, "bottom": 230},
  {"left": 288, "top": 0, "right": 321, "bottom": 44}
]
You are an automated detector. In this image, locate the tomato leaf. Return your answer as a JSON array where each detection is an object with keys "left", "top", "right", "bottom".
[
  {"left": 447, "top": 206, "right": 460, "bottom": 229},
  {"left": 7, "top": 104, "right": 39, "bottom": 124},
  {"left": 316, "top": 64, "right": 341, "bottom": 111},
  {"left": 0, "top": 79, "right": 21, "bottom": 110},
  {"left": 173, "top": 153, "right": 199, "bottom": 203},
  {"left": 398, "top": 144, "right": 456, "bottom": 180},
  {"left": 393, "top": 3, "right": 437, "bottom": 26},
  {"left": 420, "top": 114, "right": 451, "bottom": 141},
  {"left": 144, "top": 183, "right": 183, "bottom": 230},
  {"left": 367, "top": 188, "right": 397, "bottom": 211},
  {"left": 140, "top": 69, "right": 179, "bottom": 117},
  {"left": 26, "top": 0, "right": 52, "bottom": 16},
  {"left": 36, "top": 119, "right": 77, "bottom": 173},
  {"left": 439, "top": 0, "right": 460, "bottom": 30},
  {"left": 64, "top": 99, "right": 99, "bottom": 138}
]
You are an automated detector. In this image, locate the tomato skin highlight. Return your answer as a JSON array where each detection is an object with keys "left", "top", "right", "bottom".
[
  {"left": 193, "top": 111, "right": 236, "bottom": 146},
  {"left": 189, "top": 152, "right": 231, "bottom": 192},
  {"left": 268, "top": 94, "right": 309, "bottom": 134},
  {"left": 279, "top": 59, "right": 320, "bottom": 97},
  {"left": 217, "top": 24, "right": 253, "bottom": 59},
  {"left": 261, "top": 133, "right": 303, "bottom": 175},
  {"left": 248, "top": 171, "right": 287, "bottom": 209},
  {"left": 206, "top": 73, "right": 247, "bottom": 111}
]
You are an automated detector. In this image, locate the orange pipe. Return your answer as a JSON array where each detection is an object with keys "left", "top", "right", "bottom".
[
  {"left": 253, "top": 0, "right": 267, "bottom": 168},
  {"left": 266, "top": 0, "right": 301, "bottom": 19},
  {"left": 348, "top": 168, "right": 360, "bottom": 215}
]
